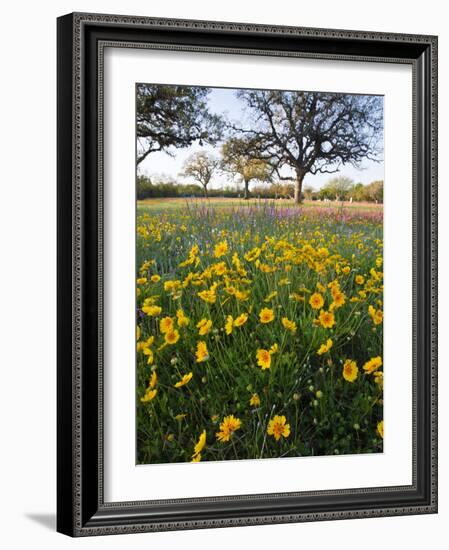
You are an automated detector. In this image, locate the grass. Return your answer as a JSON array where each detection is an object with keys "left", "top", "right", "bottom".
[
  {"left": 138, "top": 197, "right": 383, "bottom": 212},
  {"left": 136, "top": 199, "right": 384, "bottom": 464}
]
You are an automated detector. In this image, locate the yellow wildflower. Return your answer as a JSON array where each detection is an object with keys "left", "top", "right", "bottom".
[
  {"left": 198, "top": 285, "right": 217, "bottom": 304},
  {"left": 317, "top": 338, "right": 333, "bottom": 355},
  {"left": 332, "top": 291, "right": 346, "bottom": 309},
  {"left": 319, "top": 310, "right": 336, "bottom": 329},
  {"left": 213, "top": 261, "right": 227, "bottom": 276},
  {"left": 259, "top": 262, "right": 277, "bottom": 273},
  {"left": 281, "top": 317, "right": 297, "bottom": 333},
  {"left": 164, "top": 280, "right": 181, "bottom": 293},
  {"left": 150, "top": 274, "right": 161, "bottom": 283},
  {"left": 256, "top": 349, "right": 271, "bottom": 370},
  {"left": 216, "top": 415, "right": 241, "bottom": 443},
  {"left": 214, "top": 240, "right": 228, "bottom": 258},
  {"left": 142, "top": 346, "right": 154, "bottom": 365},
  {"left": 269, "top": 343, "right": 279, "bottom": 355},
  {"left": 224, "top": 285, "right": 236, "bottom": 295},
  {"left": 267, "top": 415, "right": 291, "bottom": 441},
  {"left": 363, "top": 356, "right": 383, "bottom": 374},
  {"left": 159, "top": 316, "right": 174, "bottom": 334},
  {"left": 244, "top": 247, "right": 261, "bottom": 262},
  {"left": 179, "top": 244, "right": 200, "bottom": 267},
  {"left": 234, "top": 313, "right": 248, "bottom": 327},
  {"left": 343, "top": 359, "right": 358, "bottom": 382},
  {"left": 235, "top": 290, "right": 250, "bottom": 301},
  {"left": 309, "top": 292, "right": 324, "bottom": 310},
  {"left": 149, "top": 370, "right": 157, "bottom": 389},
  {"left": 164, "top": 329, "right": 180, "bottom": 345},
  {"left": 174, "top": 372, "right": 193, "bottom": 388},
  {"left": 140, "top": 370, "right": 158, "bottom": 402},
  {"left": 140, "top": 388, "right": 157, "bottom": 403},
  {"left": 195, "top": 341, "right": 209, "bottom": 363},
  {"left": 373, "top": 371, "right": 384, "bottom": 389},
  {"left": 264, "top": 291, "right": 278, "bottom": 302},
  {"left": 139, "top": 259, "right": 153, "bottom": 273},
  {"left": 142, "top": 304, "right": 162, "bottom": 317},
  {"left": 259, "top": 307, "right": 275, "bottom": 324},
  {"left": 368, "top": 305, "right": 383, "bottom": 325},
  {"left": 197, "top": 318, "right": 212, "bottom": 336},
  {"left": 191, "top": 429, "right": 206, "bottom": 462},
  {"left": 138, "top": 335, "right": 155, "bottom": 354},
  {"left": 176, "top": 309, "right": 190, "bottom": 327},
  {"left": 225, "top": 315, "right": 234, "bottom": 335},
  {"left": 249, "top": 393, "right": 261, "bottom": 407},
  {"left": 377, "top": 420, "right": 384, "bottom": 439}
]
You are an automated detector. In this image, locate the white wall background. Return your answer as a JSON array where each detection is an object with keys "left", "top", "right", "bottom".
[{"left": 0, "top": 1, "right": 446, "bottom": 547}]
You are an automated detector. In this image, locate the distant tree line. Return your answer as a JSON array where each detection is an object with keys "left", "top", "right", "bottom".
[
  {"left": 137, "top": 174, "right": 383, "bottom": 203},
  {"left": 303, "top": 176, "right": 383, "bottom": 203}
]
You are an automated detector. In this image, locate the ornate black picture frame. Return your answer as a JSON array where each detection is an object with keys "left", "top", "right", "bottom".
[{"left": 57, "top": 12, "right": 438, "bottom": 536}]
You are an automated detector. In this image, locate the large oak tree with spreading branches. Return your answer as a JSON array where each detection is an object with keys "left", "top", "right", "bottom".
[
  {"left": 136, "top": 84, "right": 223, "bottom": 165},
  {"left": 233, "top": 90, "right": 383, "bottom": 203}
]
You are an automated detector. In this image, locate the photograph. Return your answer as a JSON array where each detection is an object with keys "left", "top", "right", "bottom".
[{"left": 135, "top": 83, "right": 385, "bottom": 465}]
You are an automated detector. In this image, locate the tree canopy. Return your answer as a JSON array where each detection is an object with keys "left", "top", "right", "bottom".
[
  {"left": 180, "top": 152, "right": 220, "bottom": 197},
  {"left": 220, "top": 137, "right": 272, "bottom": 199},
  {"left": 136, "top": 84, "right": 223, "bottom": 165},
  {"left": 321, "top": 176, "right": 355, "bottom": 200},
  {"left": 233, "top": 90, "right": 383, "bottom": 203},
  {"left": 306, "top": 178, "right": 383, "bottom": 202}
]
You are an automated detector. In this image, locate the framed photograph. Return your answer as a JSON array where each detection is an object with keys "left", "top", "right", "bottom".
[{"left": 57, "top": 12, "right": 438, "bottom": 536}]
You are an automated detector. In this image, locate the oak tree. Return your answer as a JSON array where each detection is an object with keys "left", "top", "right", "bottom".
[
  {"left": 321, "top": 176, "right": 355, "bottom": 201},
  {"left": 234, "top": 90, "right": 383, "bottom": 203},
  {"left": 180, "top": 152, "right": 219, "bottom": 197},
  {"left": 220, "top": 137, "right": 272, "bottom": 199},
  {"left": 136, "top": 84, "right": 222, "bottom": 165}
]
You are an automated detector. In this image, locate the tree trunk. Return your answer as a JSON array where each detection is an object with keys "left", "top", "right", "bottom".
[
  {"left": 203, "top": 184, "right": 208, "bottom": 198},
  {"left": 294, "top": 170, "right": 305, "bottom": 204},
  {"left": 243, "top": 179, "right": 250, "bottom": 200}
]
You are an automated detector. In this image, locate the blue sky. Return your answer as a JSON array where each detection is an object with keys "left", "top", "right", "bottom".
[{"left": 138, "top": 87, "right": 384, "bottom": 190}]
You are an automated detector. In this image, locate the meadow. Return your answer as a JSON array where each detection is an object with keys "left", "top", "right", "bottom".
[{"left": 136, "top": 198, "right": 384, "bottom": 464}]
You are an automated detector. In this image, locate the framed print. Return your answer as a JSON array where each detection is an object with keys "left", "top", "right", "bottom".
[{"left": 57, "top": 12, "right": 438, "bottom": 536}]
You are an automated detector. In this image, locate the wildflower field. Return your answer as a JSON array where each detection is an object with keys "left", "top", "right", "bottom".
[{"left": 136, "top": 199, "right": 384, "bottom": 464}]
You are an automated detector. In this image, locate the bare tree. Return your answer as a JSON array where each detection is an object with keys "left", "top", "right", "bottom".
[
  {"left": 233, "top": 90, "right": 383, "bottom": 204},
  {"left": 180, "top": 152, "right": 219, "bottom": 197}
]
